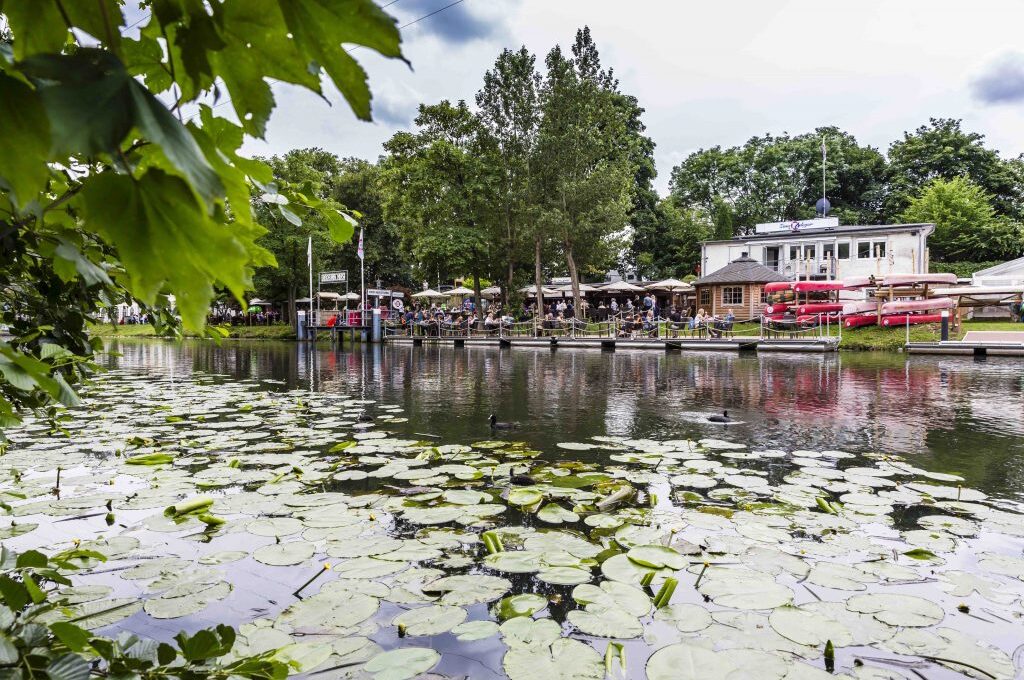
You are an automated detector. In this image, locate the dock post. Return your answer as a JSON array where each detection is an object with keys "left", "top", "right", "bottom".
[
  {"left": 297, "top": 311, "right": 306, "bottom": 341},
  {"left": 940, "top": 310, "right": 949, "bottom": 342},
  {"left": 371, "top": 309, "right": 381, "bottom": 343}
]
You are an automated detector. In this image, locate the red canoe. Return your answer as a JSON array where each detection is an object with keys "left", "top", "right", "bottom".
[
  {"left": 844, "top": 315, "right": 878, "bottom": 328},
  {"left": 880, "top": 314, "right": 944, "bottom": 327},
  {"left": 793, "top": 281, "right": 844, "bottom": 293},
  {"left": 879, "top": 297, "right": 954, "bottom": 315},
  {"left": 764, "top": 303, "right": 791, "bottom": 314},
  {"left": 763, "top": 282, "right": 794, "bottom": 293},
  {"left": 796, "top": 313, "right": 840, "bottom": 325},
  {"left": 842, "top": 300, "right": 877, "bottom": 315},
  {"left": 797, "top": 303, "right": 844, "bottom": 315}
]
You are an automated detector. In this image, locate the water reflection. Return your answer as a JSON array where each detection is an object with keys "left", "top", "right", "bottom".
[{"left": 103, "top": 340, "right": 1024, "bottom": 501}]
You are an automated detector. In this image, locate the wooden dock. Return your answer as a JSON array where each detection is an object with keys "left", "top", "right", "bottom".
[
  {"left": 906, "top": 330, "right": 1024, "bottom": 356},
  {"left": 384, "top": 335, "right": 838, "bottom": 353}
]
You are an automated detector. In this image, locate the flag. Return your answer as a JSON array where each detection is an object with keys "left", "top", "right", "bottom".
[
  {"left": 357, "top": 227, "right": 364, "bottom": 261},
  {"left": 307, "top": 236, "right": 312, "bottom": 267}
]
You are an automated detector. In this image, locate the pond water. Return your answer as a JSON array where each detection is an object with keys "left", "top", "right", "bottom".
[{"left": 1, "top": 339, "right": 1022, "bottom": 680}]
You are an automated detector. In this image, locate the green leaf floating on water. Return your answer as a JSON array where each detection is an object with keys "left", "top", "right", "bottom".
[
  {"left": 507, "top": 488, "right": 544, "bottom": 507},
  {"left": 503, "top": 638, "right": 604, "bottom": 680},
  {"left": 626, "top": 544, "right": 688, "bottom": 570},
  {"left": 420, "top": 574, "right": 511, "bottom": 606},
  {"left": 572, "top": 581, "right": 651, "bottom": 617},
  {"left": 494, "top": 593, "right": 548, "bottom": 620},
  {"left": 363, "top": 648, "right": 440, "bottom": 680},
  {"left": 567, "top": 606, "right": 642, "bottom": 638},
  {"left": 451, "top": 620, "right": 499, "bottom": 641},
  {"left": 125, "top": 452, "right": 175, "bottom": 466},
  {"left": 252, "top": 541, "right": 315, "bottom": 567},
  {"left": 537, "top": 503, "right": 580, "bottom": 524},
  {"left": 391, "top": 604, "right": 466, "bottom": 636}
]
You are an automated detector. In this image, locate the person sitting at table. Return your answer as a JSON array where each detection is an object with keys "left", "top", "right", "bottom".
[
  {"left": 642, "top": 310, "right": 656, "bottom": 336},
  {"left": 484, "top": 312, "right": 499, "bottom": 330},
  {"left": 691, "top": 308, "right": 707, "bottom": 331}
]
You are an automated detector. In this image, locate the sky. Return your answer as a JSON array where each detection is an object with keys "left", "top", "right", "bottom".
[{"left": 239, "top": 0, "right": 1024, "bottom": 196}]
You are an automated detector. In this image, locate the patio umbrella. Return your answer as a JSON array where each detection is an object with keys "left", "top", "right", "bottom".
[
  {"left": 480, "top": 286, "right": 502, "bottom": 298},
  {"left": 519, "top": 285, "right": 560, "bottom": 296},
  {"left": 445, "top": 286, "right": 476, "bottom": 297},
  {"left": 555, "top": 283, "right": 599, "bottom": 294},
  {"left": 645, "top": 278, "right": 693, "bottom": 293},
  {"left": 341, "top": 292, "right": 361, "bottom": 301},
  {"left": 600, "top": 280, "right": 645, "bottom": 293},
  {"left": 412, "top": 289, "right": 445, "bottom": 299}
]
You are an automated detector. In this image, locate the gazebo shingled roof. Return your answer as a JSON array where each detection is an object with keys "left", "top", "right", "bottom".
[{"left": 693, "top": 255, "right": 789, "bottom": 286}]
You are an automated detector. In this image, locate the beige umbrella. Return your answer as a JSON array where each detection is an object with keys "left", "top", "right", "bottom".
[
  {"left": 600, "top": 280, "right": 645, "bottom": 293},
  {"left": 555, "top": 283, "right": 599, "bottom": 294},
  {"left": 445, "top": 286, "right": 476, "bottom": 297},
  {"left": 480, "top": 286, "right": 502, "bottom": 298},
  {"left": 519, "top": 285, "right": 560, "bottom": 296},
  {"left": 341, "top": 292, "right": 361, "bottom": 301},
  {"left": 645, "top": 278, "right": 693, "bottom": 293},
  {"left": 412, "top": 289, "right": 445, "bottom": 299}
]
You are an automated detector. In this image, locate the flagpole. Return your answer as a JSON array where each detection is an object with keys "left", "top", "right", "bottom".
[
  {"left": 358, "top": 227, "right": 366, "bottom": 326},
  {"left": 307, "top": 236, "right": 313, "bottom": 336}
]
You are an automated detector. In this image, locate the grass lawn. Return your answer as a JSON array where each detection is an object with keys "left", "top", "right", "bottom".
[
  {"left": 828, "top": 318, "right": 1024, "bottom": 351},
  {"left": 87, "top": 323, "right": 297, "bottom": 340}
]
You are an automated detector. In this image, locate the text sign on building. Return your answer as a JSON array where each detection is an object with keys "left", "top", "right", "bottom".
[
  {"left": 319, "top": 271, "right": 348, "bottom": 284},
  {"left": 367, "top": 288, "right": 391, "bottom": 297},
  {"left": 754, "top": 217, "right": 839, "bottom": 234}
]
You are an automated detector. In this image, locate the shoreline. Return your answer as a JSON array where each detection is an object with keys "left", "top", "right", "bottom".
[{"left": 88, "top": 320, "right": 1024, "bottom": 352}]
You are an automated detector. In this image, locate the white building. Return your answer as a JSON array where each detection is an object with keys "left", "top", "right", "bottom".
[
  {"left": 700, "top": 219, "right": 934, "bottom": 282},
  {"left": 973, "top": 257, "right": 1024, "bottom": 287}
]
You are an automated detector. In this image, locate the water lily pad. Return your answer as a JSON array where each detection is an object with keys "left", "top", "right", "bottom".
[
  {"left": 144, "top": 581, "right": 231, "bottom": 618},
  {"left": 451, "top": 620, "right": 499, "bottom": 641},
  {"left": 500, "top": 616, "right": 561, "bottom": 649},
  {"left": 421, "top": 574, "right": 511, "bottom": 605},
  {"left": 572, "top": 581, "right": 650, "bottom": 616},
  {"left": 507, "top": 488, "right": 544, "bottom": 506},
  {"left": 503, "top": 638, "right": 603, "bottom": 680},
  {"left": 845, "top": 593, "right": 943, "bottom": 627},
  {"left": 495, "top": 593, "right": 548, "bottom": 620},
  {"left": 769, "top": 605, "right": 853, "bottom": 647},
  {"left": 537, "top": 503, "right": 579, "bottom": 524},
  {"left": 567, "top": 606, "right": 642, "bottom": 638},
  {"left": 392, "top": 604, "right": 466, "bottom": 636},
  {"left": 484, "top": 550, "right": 542, "bottom": 573},
  {"left": 198, "top": 550, "right": 248, "bottom": 565},
  {"left": 699, "top": 572, "right": 793, "bottom": 609},
  {"left": 253, "top": 541, "right": 315, "bottom": 566},
  {"left": 67, "top": 598, "right": 143, "bottom": 629},
  {"left": 332, "top": 557, "right": 407, "bottom": 579},
  {"left": 627, "top": 544, "right": 688, "bottom": 570},
  {"left": 653, "top": 603, "right": 713, "bottom": 633},
  {"left": 537, "top": 566, "right": 592, "bottom": 585},
  {"left": 246, "top": 517, "right": 303, "bottom": 537},
  {"left": 364, "top": 647, "right": 440, "bottom": 680}
]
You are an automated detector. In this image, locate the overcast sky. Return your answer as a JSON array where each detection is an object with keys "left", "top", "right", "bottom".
[{"left": 240, "top": 0, "right": 1024, "bottom": 196}]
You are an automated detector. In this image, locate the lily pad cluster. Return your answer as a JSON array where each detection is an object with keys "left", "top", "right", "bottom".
[{"left": 0, "top": 370, "right": 1022, "bottom": 679}]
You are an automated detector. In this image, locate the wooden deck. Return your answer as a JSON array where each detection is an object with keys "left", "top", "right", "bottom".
[
  {"left": 906, "top": 331, "right": 1024, "bottom": 357},
  {"left": 384, "top": 335, "right": 838, "bottom": 353}
]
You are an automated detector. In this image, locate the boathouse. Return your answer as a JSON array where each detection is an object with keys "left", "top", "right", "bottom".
[
  {"left": 701, "top": 219, "right": 935, "bottom": 282},
  {"left": 692, "top": 254, "right": 788, "bottom": 318}
]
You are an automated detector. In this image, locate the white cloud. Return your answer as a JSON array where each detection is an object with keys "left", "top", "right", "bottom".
[{"left": 243, "top": 0, "right": 1024, "bottom": 194}]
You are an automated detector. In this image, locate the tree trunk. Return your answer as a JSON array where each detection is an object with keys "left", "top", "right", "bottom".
[
  {"left": 288, "top": 285, "right": 297, "bottom": 333},
  {"left": 533, "top": 235, "right": 545, "bottom": 319},
  {"left": 565, "top": 242, "right": 583, "bottom": 323},
  {"left": 472, "top": 269, "right": 483, "bottom": 329}
]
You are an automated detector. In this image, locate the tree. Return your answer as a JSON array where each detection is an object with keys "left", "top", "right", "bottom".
[
  {"left": 475, "top": 47, "right": 542, "bottom": 303},
  {"left": 380, "top": 101, "right": 495, "bottom": 306},
  {"left": 0, "top": 0, "right": 401, "bottom": 424},
  {"left": 901, "top": 176, "right": 1024, "bottom": 261},
  {"left": 533, "top": 28, "right": 636, "bottom": 317},
  {"left": 668, "top": 127, "right": 886, "bottom": 233},
  {"left": 886, "top": 118, "right": 1023, "bottom": 219}
]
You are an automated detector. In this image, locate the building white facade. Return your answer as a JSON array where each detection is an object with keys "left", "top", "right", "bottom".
[
  {"left": 973, "top": 257, "right": 1024, "bottom": 287},
  {"left": 700, "top": 220, "right": 934, "bottom": 282}
]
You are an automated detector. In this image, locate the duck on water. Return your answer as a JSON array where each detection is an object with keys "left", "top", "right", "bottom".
[
  {"left": 488, "top": 414, "right": 518, "bottom": 430},
  {"left": 707, "top": 410, "right": 733, "bottom": 423}
]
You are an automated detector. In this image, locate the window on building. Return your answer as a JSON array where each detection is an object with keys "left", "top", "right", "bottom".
[
  {"left": 759, "top": 287, "right": 767, "bottom": 303},
  {"left": 858, "top": 240, "right": 887, "bottom": 259},
  {"left": 723, "top": 287, "right": 743, "bottom": 305},
  {"left": 804, "top": 245, "right": 816, "bottom": 261},
  {"left": 822, "top": 243, "right": 835, "bottom": 260},
  {"left": 789, "top": 245, "right": 800, "bottom": 261},
  {"left": 700, "top": 288, "right": 711, "bottom": 306},
  {"left": 837, "top": 242, "right": 850, "bottom": 259}
]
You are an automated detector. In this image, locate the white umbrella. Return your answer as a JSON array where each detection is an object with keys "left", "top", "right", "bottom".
[
  {"left": 317, "top": 291, "right": 342, "bottom": 300},
  {"left": 480, "top": 286, "right": 502, "bottom": 298},
  {"left": 248, "top": 298, "right": 273, "bottom": 306},
  {"left": 412, "top": 289, "right": 445, "bottom": 299},
  {"left": 294, "top": 297, "right": 312, "bottom": 304},
  {"left": 445, "top": 286, "right": 476, "bottom": 297},
  {"left": 600, "top": 280, "right": 645, "bottom": 293},
  {"left": 555, "top": 283, "right": 599, "bottom": 294},
  {"left": 645, "top": 278, "right": 693, "bottom": 292},
  {"left": 519, "top": 285, "right": 560, "bottom": 296},
  {"left": 341, "top": 292, "right": 361, "bottom": 301}
]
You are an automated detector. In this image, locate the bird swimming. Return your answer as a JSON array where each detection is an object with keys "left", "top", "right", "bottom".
[
  {"left": 488, "top": 414, "right": 518, "bottom": 430},
  {"left": 356, "top": 413, "right": 374, "bottom": 423},
  {"left": 707, "top": 410, "right": 732, "bottom": 423}
]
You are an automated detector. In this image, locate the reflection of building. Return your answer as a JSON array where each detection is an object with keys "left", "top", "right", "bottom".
[
  {"left": 701, "top": 220, "right": 934, "bottom": 281},
  {"left": 692, "top": 255, "right": 787, "bottom": 317}
]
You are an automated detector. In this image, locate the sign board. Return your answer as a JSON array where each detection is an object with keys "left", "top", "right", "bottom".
[
  {"left": 391, "top": 292, "right": 405, "bottom": 299},
  {"left": 754, "top": 218, "right": 838, "bottom": 234},
  {"left": 367, "top": 288, "right": 391, "bottom": 297},
  {"left": 319, "top": 270, "right": 348, "bottom": 284}
]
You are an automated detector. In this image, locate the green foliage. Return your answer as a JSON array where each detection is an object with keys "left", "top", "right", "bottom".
[
  {"left": 928, "top": 261, "right": 1004, "bottom": 278},
  {"left": 901, "top": 177, "right": 1024, "bottom": 261},
  {"left": 0, "top": 0, "right": 403, "bottom": 424},
  {"left": 0, "top": 546, "right": 289, "bottom": 680}
]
